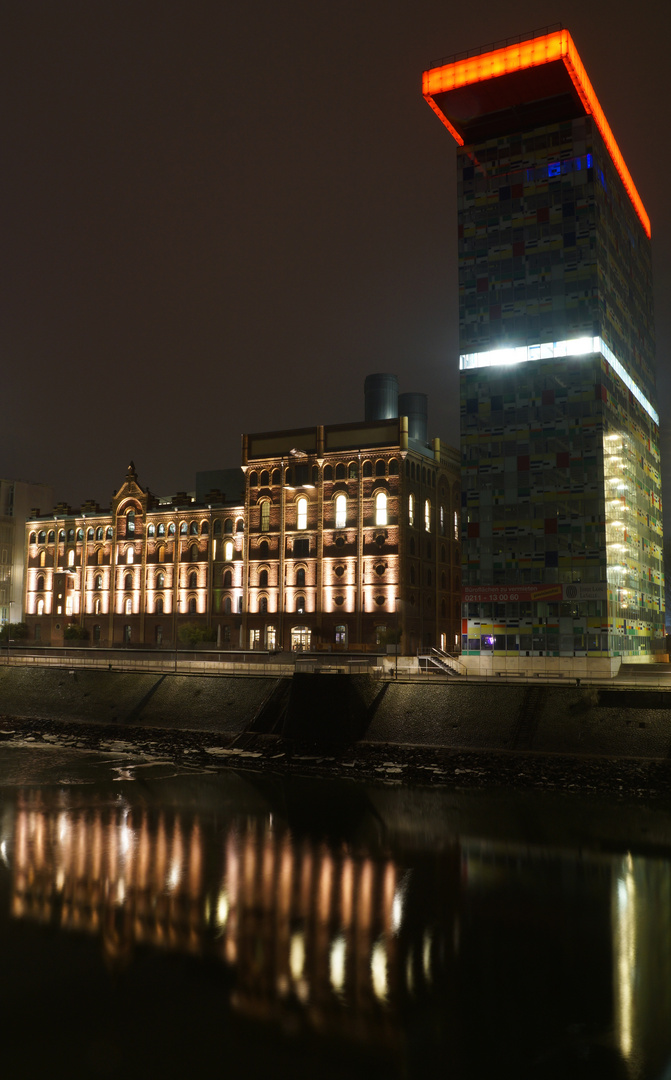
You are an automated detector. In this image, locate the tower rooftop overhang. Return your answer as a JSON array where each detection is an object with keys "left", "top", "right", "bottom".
[{"left": 422, "top": 29, "right": 650, "bottom": 238}]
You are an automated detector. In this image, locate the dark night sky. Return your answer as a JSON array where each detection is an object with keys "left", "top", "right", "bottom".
[{"left": 4, "top": 0, "right": 671, "bottom": 509}]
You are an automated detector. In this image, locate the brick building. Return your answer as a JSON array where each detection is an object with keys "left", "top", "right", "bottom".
[{"left": 24, "top": 381, "right": 461, "bottom": 655}]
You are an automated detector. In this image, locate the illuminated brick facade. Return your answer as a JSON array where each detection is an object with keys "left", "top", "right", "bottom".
[
  {"left": 24, "top": 422, "right": 461, "bottom": 654},
  {"left": 424, "top": 29, "right": 663, "bottom": 671},
  {"left": 243, "top": 418, "right": 461, "bottom": 654}
]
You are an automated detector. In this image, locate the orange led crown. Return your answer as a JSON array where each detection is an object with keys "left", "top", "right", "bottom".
[{"left": 422, "top": 29, "right": 650, "bottom": 238}]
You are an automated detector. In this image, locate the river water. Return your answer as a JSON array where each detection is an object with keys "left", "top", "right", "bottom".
[{"left": 0, "top": 742, "right": 670, "bottom": 1080}]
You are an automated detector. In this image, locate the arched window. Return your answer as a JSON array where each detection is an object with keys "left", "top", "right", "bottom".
[
  {"left": 335, "top": 494, "right": 346, "bottom": 529},
  {"left": 375, "top": 460, "right": 386, "bottom": 477},
  {"left": 285, "top": 467, "right": 293, "bottom": 486},
  {"left": 335, "top": 463, "right": 346, "bottom": 480},
  {"left": 96, "top": 527, "right": 103, "bottom": 541},
  {"left": 249, "top": 471, "right": 258, "bottom": 487},
  {"left": 213, "top": 520, "right": 222, "bottom": 536},
  {"left": 30, "top": 532, "right": 37, "bottom": 545},
  {"left": 424, "top": 499, "right": 431, "bottom": 532},
  {"left": 157, "top": 523, "right": 165, "bottom": 537},
  {"left": 189, "top": 571, "right": 197, "bottom": 589},
  {"left": 59, "top": 530, "right": 65, "bottom": 542},
  {"left": 224, "top": 596, "right": 232, "bottom": 614},
  {"left": 180, "top": 521, "right": 187, "bottom": 535},
  {"left": 87, "top": 528, "right": 94, "bottom": 540},
  {"left": 295, "top": 595, "right": 306, "bottom": 614},
  {"left": 190, "top": 545, "right": 199, "bottom": 561},
  {"left": 94, "top": 598, "right": 101, "bottom": 615},
  {"left": 126, "top": 510, "right": 135, "bottom": 535},
  {"left": 236, "top": 519, "right": 244, "bottom": 533},
  {"left": 260, "top": 500, "right": 270, "bottom": 532},
  {"left": 124, "top": 573, "right": 133, "bottom": 589},
  {"left": 408, "top": 493, "right": 414, "bottom": 526},
  {"left": 158, "top": 545, "right": 166, "bottom": 563},
  {"left": 362, "top": 461, "right": 372, "bottom": 478},
  {"left": 259, "top": 569, "right": 268, "bottom": 588},
  {"left": 36, "top": 574, "right": 45, "bottom": 591},
  {"left": 223, "top": 569, "right": 232, "bottom": 588},
  {"left": 259, "top": 597, "right": 268, "bottom": 614},
  {"left": 375, "top": 492, "right": 388, "bottom": 526},
  {"left": 37, "top": 599, "right": 44, "bottom": 615},
  {"left": 156, "top": 572, "right": 165, "bottom": 589},
  {"left": 296, "top": 567, "right": 305, "bottom": 587},
  {"left": 67, "top": 528, "right": 74, "bottom": 541},
  {"left": 188, "top": 597, "right": 197, "bottom": 614},
  {"left": 40, "top": 551, "right": 46, "bottom": 567},
  {"left": 48, "top": 530, "right": 55, "bottom": 543},
  {"left": 224, "top": 518, "right": 233, "bottom": 534},
  {"left": 67, "top": 549, "right": 75, "bottom": 566},
  {"left": 260, "top": 470, "right": 269, "bottom": 486},
  {"left": 168, "top": 522, "right": 176, "bottom": 536},
  {"left": 259, "top": 540, "right": 269, "bottom": 558},
  {"left": 97, "top": 548, "right": 104, "bottom": 565},
  {"left": 201, "top": 521, "right": 209, "bottom": 535},
  {"left": 37, "top": 531, "right": 46, "bottom": 544},
  {"left": 323, "top": 465, "right": 333, "bottom": 481},
  {"left": 272, "top": 468, "right": 281, "bottom": 485},
  {"left": 95, "top": 574, "right": 103, "bottom": 590},
  {"left": 125, "top": 598, "right": 132, "bottom": 615},
  {"left": 440, "top": 506, "right": 445, "bottom": 535},
  {"left": 224, "top": 541, "right": 234, "bottom": 561},
  {"left": 127, "top": 548, "right": 134, "bottom": 564},
  {"left": 348, "top": 461, "right": 358, "bottom": 479},
  {"left": 190, "top": 521, "right": 198, "bottom": 535},
  {"left": 297, "top": 497, "right": 307, "bottom": 530},
  {"left": 389, "top": 459, "right": 399, "bottom": 475},
  {"left": 106, "top": 527, "right": 113, "bottom": 540},
  {"left": 155, "top": 597, "right": 164, "bottom": 614},
  {"left": 76, "top": 528, "right": 84, "bottom": 542},
  {"left": 147, "top": 523, "right": 155, "bottom": 537}
]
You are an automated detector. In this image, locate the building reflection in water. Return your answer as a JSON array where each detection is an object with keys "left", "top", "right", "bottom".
[
  {"left": 7, "top": 787, "right": 459, "bottom": 1052},
  {"left": 5, "top": 784, "right": 671, "bottom": 1077}
]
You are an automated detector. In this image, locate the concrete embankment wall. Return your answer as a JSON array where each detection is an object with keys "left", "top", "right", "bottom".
[{"left": 2, "top": 667, "right": 671, "bottom": 758}]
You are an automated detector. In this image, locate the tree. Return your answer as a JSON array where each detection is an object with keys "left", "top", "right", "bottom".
[
  {"left": 64, "top": 624, "right": 89, "bottom": 641},
  {"left": 0, "top": 622, "right": 28, "bottom": 642},
  {"left": 178, "top": 623, "right": 217, "bottom": 647}
]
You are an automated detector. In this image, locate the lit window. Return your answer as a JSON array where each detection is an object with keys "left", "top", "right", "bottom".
[
  {"left": 425, "top": 499, "right": 431, "bottom": 532},
  {"left": 96, "top": 527, "right": 103, "bottom": 541},
  {"left": 440, "top": 506, "right": 445, "bottom": 535},
  {"left": 94, "top": 598, "right": 101, "bottom": 615},
  {"left": 65, "top": 598, "right": 72, "bottom": 616},
  {"left": 408, "top": 493, "right": 414, "bottom": 526},
  {"left": 261, "top": 501, "right": 270, "bottom": 532},
  {"left": 68, "top": 550, "right": 75, "bottom": 566},
  {"left": 125, "top": 598, "right": 132, "bottom": 615},
  {"left": 454, "top": 511, "right": 459, "bottom": 540},
  {"left": 335, "top": 494, "right": 346, "bottom": 529},
  {"left": 297, "top": 497, "right": 308, "bottom": 530},
  {"left": 157, "top": 523, "right": 165, "bottom": 537},
  {"left": 127, "top": 548, "right": 134, "bottom": 564},
  {"left": 156, "top": 572, "right": 165, "bottom": 589},
  {"left": 106, "top": 527, "right": 113, "bottom": 540},
  {"left": 95, "top": 574, "right": 103, "bottom": 589},
  {"left": 148, "top": 524, "right": 155, "bottom": 537},
  {"left": 224, "top": 540, "right": 234, "bottom": 561},
  {"left": 126, "top": 510, "right": 135, "bottom": 535},
  {"left": 375, "top": 492, "right": 387, "bottom": 526},
  {"left": 40, "top": 551, "right": 45, "bottom": 567},
  {"left": 37, "top": 599, "right": 44, "bottom": 616}
]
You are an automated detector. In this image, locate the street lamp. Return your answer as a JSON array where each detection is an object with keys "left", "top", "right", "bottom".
[{"left": 394, "top": 597, "right": 401, "bottom": 680}]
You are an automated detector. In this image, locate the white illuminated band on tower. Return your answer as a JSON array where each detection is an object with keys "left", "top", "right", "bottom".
[{"left": 459, "top": 336, "right": 658, "bottom": 425}]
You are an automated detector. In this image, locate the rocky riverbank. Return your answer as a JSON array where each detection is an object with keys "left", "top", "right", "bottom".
[{"left": 3, "top": 711, "right": 671, "bottom": 805}]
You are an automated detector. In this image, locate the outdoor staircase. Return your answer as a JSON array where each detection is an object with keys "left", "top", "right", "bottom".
[{"left": 417, "top": 648, "right": 466, "bottom": 676}]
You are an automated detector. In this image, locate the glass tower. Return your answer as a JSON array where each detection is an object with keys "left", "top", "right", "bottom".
[{"left": 423, "top": 28, "right": 663, "bottom": 668}]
